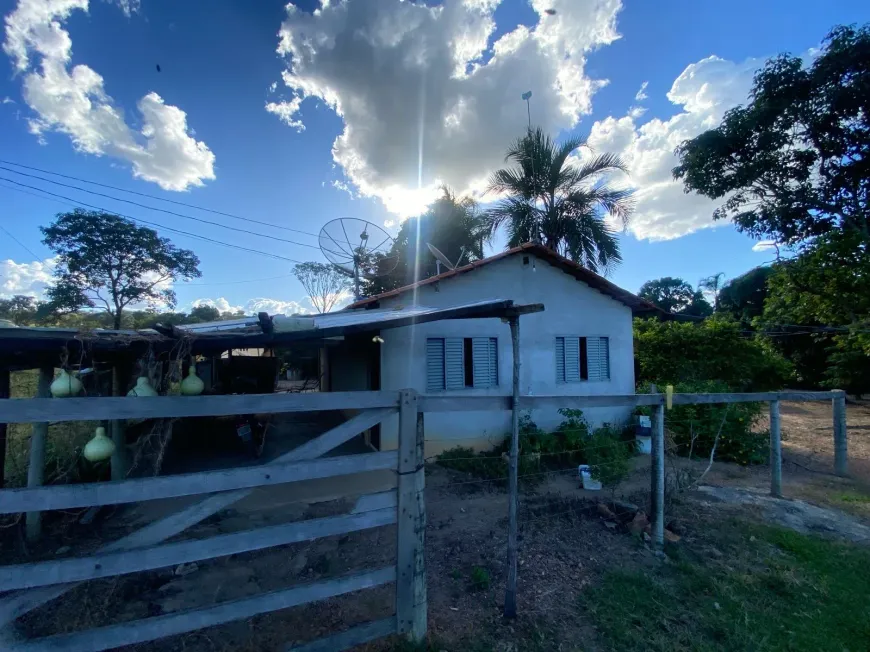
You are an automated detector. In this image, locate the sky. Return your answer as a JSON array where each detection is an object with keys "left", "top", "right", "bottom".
[{"left": 1, "top": 0, "right": 868, "bottom": 316}]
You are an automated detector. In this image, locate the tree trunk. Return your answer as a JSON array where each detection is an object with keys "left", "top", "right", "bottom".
[{"left": 113, "top": 309, "right": 122, "bottom": 330}]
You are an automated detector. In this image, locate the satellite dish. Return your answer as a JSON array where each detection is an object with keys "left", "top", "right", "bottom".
[
  {"left": 319, "top": 218, "right": 398, "bottom": 301},
  {"left": 427, "top": 243, "right": 467, "bottom": 275}
]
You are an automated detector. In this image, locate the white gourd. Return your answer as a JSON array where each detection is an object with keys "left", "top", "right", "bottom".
[
  {"left": 50, "top": 370, "right": 83, "bottom": 398},
  {"left": 83, "top": 426, "right": 115, "bottom": 462},
  {"left": 180, "top": 367, "right": 205, "bottom": 396},
  {"left": 127, "top": 377, "right": 158, "bottom": 397}
]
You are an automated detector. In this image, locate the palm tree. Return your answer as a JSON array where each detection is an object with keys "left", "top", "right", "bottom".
[{"left": 486, "top": 127, "right": 635, "bottom": 274}]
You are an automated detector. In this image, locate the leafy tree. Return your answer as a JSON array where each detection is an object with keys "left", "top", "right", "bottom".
[
  {"left": 717, "top": 266, "right": 774, "bottom": 324},
  {"left": 486, "top": 127, "right": 634, "bottom": 274},
  {"left": 673, "top": 25, "right": 870, "bottom": 246},
  {"left": 698, "top": 272, "right": 725, "bottom": 311},
  {"left": 41, "top": 209, "right": 201, "bottom": 329},
  {"left": 0, "top": 295, "right": 41, "bottom": 325},
  {"left": 762, "top": 231, "right": 870, "bottom": 394},
  {"left": 188, "top": 305, "right": 222, "bottom": 323},
  {"left": 637, "top": 277, "right": 713, "bottom": 317},
  {"left": 365, "top": 188, "right": 487, "bottom": 295},
  {"left": 634, "top": 316, "right": 790, "bottom": 391},
  {"left": 293, "top": 261, "right": 352, "bottom": 313}
]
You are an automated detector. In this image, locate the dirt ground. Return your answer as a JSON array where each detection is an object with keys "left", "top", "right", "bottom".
[{"left": 3, "top": 398, "right": 870, "bottom": 651}]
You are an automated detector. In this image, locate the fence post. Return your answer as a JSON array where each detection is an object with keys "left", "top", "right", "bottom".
[
  {"left": 110, "top": 365, "right": 127, "bottom": 481},
  {"left": 26, "top": 366, "right": 53, "bottom": 541},
  {"left": 769, "top": 400, "right": 782, "bottom": 497},
  {"left": 504, "top": 315, "right": 520, "bottom": 619},
  {"left": 396, "top": 390, "right": 426, "bottom": 642},
  {"left": 652, "top": 398, "right": 665, "bottom": 550},
  {"left": 0, "top": 369, "right": 9, "bottom": 489},
  {"left": 833, "top": 390, "right": 847, "bottom": 477}
]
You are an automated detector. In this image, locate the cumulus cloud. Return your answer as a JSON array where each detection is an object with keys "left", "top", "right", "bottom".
[
  {"left": 0, "top": 257, "right": 56, "bottom": 298},
  {"left": 587, "top": 55, "right": 761, "bottom": 240},
  {"left": 270, "top": 0, "right": 622, "bottom": 218},
  {"left": 752, "top": 240, "right": 778, "bottom": 253},
  {"left": 191, "top": 297, "right": 244, "bottom": 314},
  {"left": 191, "top": 297, "right": 321, "bottom": 316},
  {"left": 634, "top": 80, "right": 648, "bottom": 101},
  {"left": 3, "top": 0, "right": 215, "bottom": 191}
]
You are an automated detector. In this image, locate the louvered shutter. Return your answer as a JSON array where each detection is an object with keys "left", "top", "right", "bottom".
[
  {"left": 471, "top": 338, "right": 493, "bottom": 388},
  {"left": 565, "top": 336, "right": 581, "bottom": 382},
  {"left": 488, "top": 338, "right": 499, "bottom": 387},
  {"left": 555, "top": 337, "right": 566, "bottom": 383},
  {"left": 445, "top": 338, "right": 465, "bottom": 389},
  {"left": 586, "top": 337, "right": 611, "bottom": 381},
  {"left": 426, "top": 339, "right": 445, "bottom": 391}
]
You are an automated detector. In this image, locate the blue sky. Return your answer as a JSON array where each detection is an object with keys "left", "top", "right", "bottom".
[{"left": 1, "top": 0, "right": 868, "bottom": 315}]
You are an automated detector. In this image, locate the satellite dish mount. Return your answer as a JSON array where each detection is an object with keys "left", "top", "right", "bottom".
[
  {"left": 319, "top": 218, "right": 398, "bottom": 302},
  {"left": 427, "top": 243, "right": 466, "bottom": 275}
]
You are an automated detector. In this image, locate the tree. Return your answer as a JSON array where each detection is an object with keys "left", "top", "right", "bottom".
[
  {"left": 717, "top": 266, "right": 774, "bottom": 324},
  {"left": 41, "top": 209, "right": 201, "bottom": 329},
  {"left": 698, "top": 272, "right": 725, "bottom": 311},
  {"left": 637, "top": 277, "right": 713, "bottom": 317},
  {"left": 364, "top": 188, "right": 487, "bottom": 295},
  {"left": 293, "top": 262, "right": 351, "bottom": 313},
  {"left": 761, "top": 230, "right": 870, "bottom": 394},
  {"left": 0, "top": 295, "right": 41, "bottom": 325},
  {"left": 673, "top": 25, "right": 870, "bottom": 246},
  {"left": 486, "top": 127, "right": 634, "bottom": 274},
  {"left": 188, "top": 305, "right": 221, "bottom": 323}
]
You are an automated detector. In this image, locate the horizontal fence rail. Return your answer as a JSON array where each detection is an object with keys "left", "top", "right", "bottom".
[
  {"left": 0, "top": 390, "right": 401, "bottom": 423},
  {"left": 0, "top": 451, "right": 398, "bottom": 513}
]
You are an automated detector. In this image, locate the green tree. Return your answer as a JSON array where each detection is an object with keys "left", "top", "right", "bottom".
[
  {"left": 762, "top": 231, "right": 870, "bottom": 394},
  {"left": 41, "top": 209, "right": 201, "bottom": 329},
  {"left": 0, "top": 295, "right": 41, "bottom": 325},
  {"left": 188, "top": 305, "right": 222, "bottom": 323},
  {"left": 698, "top": 272, "right": 725, "bottom": 311},
  {"left": 293, "top": 261, "right": 352, "bottom": 313},
  {"left": 673, "top": 25, "right": 870, "bottom": 246},
  {"left": 717, "top": 266, "right": 774, "bottom": 324},
  {"left": 486, "top": 127, "right": 634, "bottom": 274},
  {"left": 365, "top": 188, "right": 487, "bottom": 295},
  {"left": 637, "top": 277, "right": 713, "bottom": 317}
]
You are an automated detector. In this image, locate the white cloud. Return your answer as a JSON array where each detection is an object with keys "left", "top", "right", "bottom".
[
  {"left": 265, "top": 96, "right": 304, "bottom": 131},
  {"left": 3, "top": 0, "right": 215, "bottom": 191},
  {"left": 270, "top": 0, "right": 623, "bottom": 218},
  {"left": 752, "top": 240, "right": 778, "bottom": 253},
  {"left": 634, "top": 80, "right": 648, "bottom": 101},
  {"left": 246, "top": 297, "right": 311, "bottom": 316},
  {"left": 587, "top": 54, "right": 761, "bottom": 240},
  {"left": 1, "top": 96, "right": 15, "bottom": 104},
  {"left": 191, "top": 297, "right": 243, "bottom": 314},
  {"left": 0, "top": 257, "right": 56, "bottom": 298}
]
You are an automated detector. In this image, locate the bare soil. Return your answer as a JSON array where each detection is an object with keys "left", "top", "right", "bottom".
[{"left": 3, "top": 399, "right": 870, "bottom": 651}]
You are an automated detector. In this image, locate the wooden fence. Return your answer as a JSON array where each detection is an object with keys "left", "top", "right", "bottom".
[
  {"left": 0, "top": 390, "right": 425, "bottom": 652},
  {"left": 0, "top": 388, "right": 849, "bottom": 649}
]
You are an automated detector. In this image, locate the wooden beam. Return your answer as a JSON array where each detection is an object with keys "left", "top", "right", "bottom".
[
  {"left": 109, "top": 365, "right": 127, "bottom": 481},
  {"left": 395, "top": 391, "right": 426, "bottom": 641},
  {"left": 0, "top": 369, "right": 9, "bottom": 488},
  {"left": 0, "top": 451, "right": 398, "bottom": 514},
  {"left": 0, "top": 391, "right": 400, "bottom": 424},
  {"left": 288, "top": 617, "right": 397, "bottom": 652},
  {"left": 0, "top": 508, "right": 396, "bottom": 590},
  {"left": 833, "top": 390, "right": 848, "bottom": 476},
  {"left": 0, "top": 407, "right": 396, "bottom": 627},
  {"left": 503, "top": 316, "right": 520, "bottom": 619},
  {"left": 25, "top": 367, "right": 52, "bottom": 542},
  {"left": 503, "top": 303, "right": 545, "bottom": 317},
  {"left": 7, "top": 567, "right": 397, "bottom": 652},
  {"left": 769, "top": 400, "right": 782, "bottom": 497},
  {"left": 351, "top": 490, "right": 396, "bottom": 515}
]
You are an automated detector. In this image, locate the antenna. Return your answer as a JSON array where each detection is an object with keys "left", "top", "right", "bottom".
[
  {"left": 319, "top": 218, "right": 398, "bottom": 301},
  {"left": 427, "top": 243, "right": 467, "bottom": 275},
  {"left": 522, "top": 90, "right": 532, "bottom": 129}
]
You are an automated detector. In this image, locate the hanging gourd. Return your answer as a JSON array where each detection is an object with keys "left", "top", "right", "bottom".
[
  {"left": 50, "top": 369, "right": 83, "bottom": 398},
  {"left": 127, "top": 376, "right": 158, "bottom": 397},
  {"left": 83, "top": 426, "right": 115, "bottom": 462},
  {"left": 180, "top": 366, "right": 205, "bottom": 396}
]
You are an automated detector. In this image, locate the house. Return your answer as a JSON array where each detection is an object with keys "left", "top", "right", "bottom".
[{"left": 324, "top": 243, "right": 657, "bottom": 455}]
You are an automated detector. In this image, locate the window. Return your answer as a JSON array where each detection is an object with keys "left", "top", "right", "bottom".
[
  {"left": 426, "top": 337, "right": 498, "bottom": 391},
  {"left": 556, "top": 336, "right": 610, "bottom": 383}
]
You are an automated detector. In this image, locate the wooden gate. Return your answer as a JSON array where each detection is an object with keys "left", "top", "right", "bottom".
[{"left": 0, "top": 389, "right": 426, "bottom": 651}]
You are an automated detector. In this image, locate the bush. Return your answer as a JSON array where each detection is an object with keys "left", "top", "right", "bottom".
[
  {"left": 585, "top": 424, "right": 634, "bottom": 489},
  {"left": 634, "top": 316, "right": 791, "bottom": 391},
  {"left": 638, "top": 380, "right": 768, "bottom": 465}
]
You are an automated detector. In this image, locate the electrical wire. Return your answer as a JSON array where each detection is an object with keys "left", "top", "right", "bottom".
[
  {"left": 0, "top": 177, "right": 306, "bottom": 264},
  {"left": 0, "top": 222, "right": 41, "bottom": 260},
  {"left": 0, "top": 158, "right": 320, "bottom": 237},
  {"left": 0, "top": 165, "right": 322, "bottom": 251}
]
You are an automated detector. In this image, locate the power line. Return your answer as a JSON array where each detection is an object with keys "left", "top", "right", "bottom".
[
  {"left": 0, "top": 158, "right": 321, "bottom": 238},
  {"left": 0, "top": 165, "right": 322, "bottom": 251},
  {"left": 0, "top": 222, "right": 41, "bottom": 260},
  {"left": 181, "top": 273, "right": 297, "bottom": 287},
  {"left": 0, "top": 177, "right": 307, "bottom": 265}
]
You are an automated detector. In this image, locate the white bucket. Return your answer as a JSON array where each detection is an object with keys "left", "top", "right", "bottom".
[
  {"left": 578, "top": 464, "right": 602, "bottom": 491},
  {"left": 636, "top": 435, "right": 652, "bottom": 455}
]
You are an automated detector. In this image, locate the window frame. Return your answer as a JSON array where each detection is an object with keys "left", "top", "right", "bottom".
[
  {"left": 425, "top": 336, "right": 500, "bottom": 392},
  {"left": 555, "top": 335, "right": 611, "bottom": 384}
]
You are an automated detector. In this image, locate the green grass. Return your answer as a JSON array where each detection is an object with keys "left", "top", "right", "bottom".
[
  {"left": 836, "top": 491, "right": 870, "bottom": 504},
  {"left": 582, "top": 524, "right": 870, "bottom": 651}
]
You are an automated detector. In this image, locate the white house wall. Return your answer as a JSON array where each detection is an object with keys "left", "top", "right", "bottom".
[{"left": 376, "top": 254, "right": 635, "bottom": 454}]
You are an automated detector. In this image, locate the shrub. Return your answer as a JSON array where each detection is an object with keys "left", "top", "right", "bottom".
[{"left": 585, "top": 424, "right": 633, "bottom": 490}]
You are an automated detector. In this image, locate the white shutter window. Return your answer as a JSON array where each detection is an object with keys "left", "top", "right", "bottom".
[
  {"left": 555, "top": 337, "right": 566, "bottom": 383},
  {"left": 488, "top": 337, "right": 499, "bottom": 387},
  {"left": 586, "top": 337, "right": 611, "bottom": 381},
  {"left": 445, "top": 338, "right": 465, "bottom": 389},
  {"left": 565, "top": 336, "right": 581, "bottom": 382},
  {"left": 426, "top": 339, "right": 445, "bottom": 392}
]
